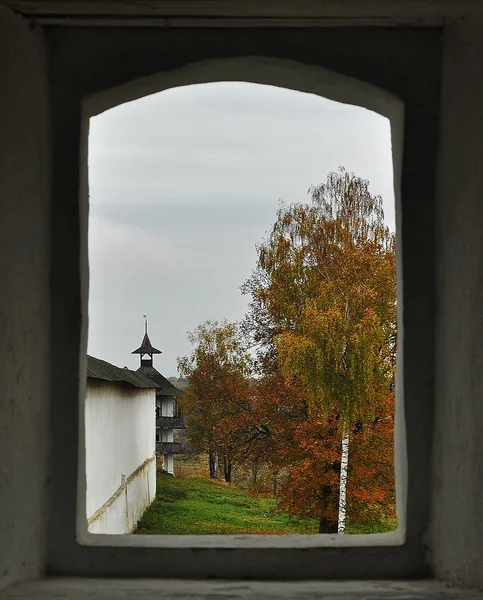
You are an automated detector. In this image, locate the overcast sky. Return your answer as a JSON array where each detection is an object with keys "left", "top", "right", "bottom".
[{"left": 87, "top": 82, "right": 394, "bottom": 376}]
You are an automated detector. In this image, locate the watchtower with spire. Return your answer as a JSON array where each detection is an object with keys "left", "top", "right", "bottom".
[
  {"left": 131, "top": 317, "right": 162, "bottom": 370},
  {"left": 131, "top": 317, "right": 185, "bottom": 475}
]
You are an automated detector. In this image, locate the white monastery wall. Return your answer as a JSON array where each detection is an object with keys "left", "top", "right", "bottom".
[{"left": 85, "top": 381, "right": 156, "bottom": 533}]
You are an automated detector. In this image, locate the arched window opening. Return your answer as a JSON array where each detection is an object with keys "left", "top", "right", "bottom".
[{"left": 85, "top": 80, "right": 398, "bottom": 540}]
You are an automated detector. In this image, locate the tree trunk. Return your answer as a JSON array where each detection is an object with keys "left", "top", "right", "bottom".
[
  {"left": 209, "top": 450, "right": 218, "bottom": 479},
  {"left": 318, "top": 516, "right": 339, "bottom": 533},
  {"left": 223, "top": 455, "right": 232, "bottom": 482},
  {"left": 338, "top": 434, "right": 350, "bottom": 533},
  {"left": 318, "top": 484, "right": 338, "bottom": 533},
  {"left": 252, "top": 467, "right": 258, "bottom": 486}
]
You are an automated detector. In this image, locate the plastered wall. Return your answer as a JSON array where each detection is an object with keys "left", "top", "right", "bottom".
[
  {"left": 431, "top": 18, "right": 483, "bottom": 589},
  {"left": 85, "top": 381, "right": 156, "bottom": 532},
  {"left": 87, "top": 459, "right": 156, "bottom": 535},
  {"left": 0, "top": 7, "right": 51, "bottom": 592}
]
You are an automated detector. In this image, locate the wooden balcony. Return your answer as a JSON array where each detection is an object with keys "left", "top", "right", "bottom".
[
  {"left": 156, "top": 441, "right": 183, "bottom": 455},
  {"left": 156, "top": 415, "right": 186, "bottom": 429}
]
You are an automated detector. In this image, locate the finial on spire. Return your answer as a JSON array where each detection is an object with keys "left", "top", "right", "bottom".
[{"left": 143, "top": 314, "right": 148, "bottom": 335}]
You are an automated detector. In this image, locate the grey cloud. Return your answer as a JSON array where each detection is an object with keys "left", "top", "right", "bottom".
[{"left": 88, "top": 82, "right": 395, "bottom": 375}]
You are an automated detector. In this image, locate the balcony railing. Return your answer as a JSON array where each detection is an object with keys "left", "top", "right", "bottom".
[
  {"left": 156, "top": 415, "right": 186, "bottom": 429},
  {"left": 156, "top": 441, "right": 183, "bottom": 454}
]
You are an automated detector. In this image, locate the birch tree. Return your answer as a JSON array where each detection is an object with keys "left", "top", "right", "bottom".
[{"left": 244, "top": 167, "right": 396, "bottom": 532}]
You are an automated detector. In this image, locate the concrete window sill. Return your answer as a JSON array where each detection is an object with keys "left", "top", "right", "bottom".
[{"left": 1, "top": 579, "right": 482, "bottom": 599}]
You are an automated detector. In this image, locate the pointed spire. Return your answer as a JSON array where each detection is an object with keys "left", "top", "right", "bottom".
[
  {"left": 131, "top": 333, "right": 162, "bottom": 355},
  {"left": 132, "top": 315, "right": 162, "bottom": 355}
]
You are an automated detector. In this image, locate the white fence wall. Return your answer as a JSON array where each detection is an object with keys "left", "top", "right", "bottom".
[{"left": 85, "top": 381, "right": 156, "bottom": 533}]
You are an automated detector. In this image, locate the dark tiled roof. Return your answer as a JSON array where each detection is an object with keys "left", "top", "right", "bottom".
[
  {"left": 87, "top": 355, "right": 157, "bottom": 389},
  {"left": 137, "top": 365, "right": 184, "bottom": 397},
  {"left": 131, "top": 333, "right": 162, "bottom": 355}
]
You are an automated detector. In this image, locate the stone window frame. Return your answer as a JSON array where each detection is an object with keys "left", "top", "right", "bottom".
[{"left": 48, "top": 26, "right": 439, "bottom": 579}]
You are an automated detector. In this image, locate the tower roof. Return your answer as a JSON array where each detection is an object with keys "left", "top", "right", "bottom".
[
  {"left": 131, "top": 332, "right": 162, "bottom": 355},
  {"left": 136, "top": 365, "right": 184, "bottom": 397}
]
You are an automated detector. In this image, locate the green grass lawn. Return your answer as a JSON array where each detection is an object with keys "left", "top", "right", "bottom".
[
  {"left": 135, "top": 471, "right": 319, "bottom": 534},
  {"left": 135, "top": 470, "right": 397, "bottom": 535}
]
